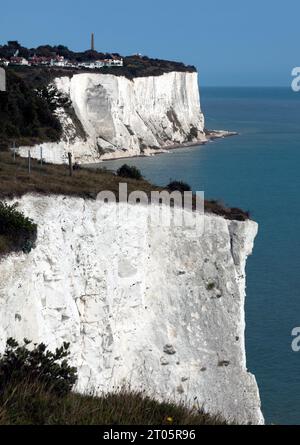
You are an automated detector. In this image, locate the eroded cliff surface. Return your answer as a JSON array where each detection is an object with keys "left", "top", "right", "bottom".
[
  {"left": 16, "top": 72, "right": 206, "bottom": 163},
  {"left": 0, "top": 195, "right": 263, "bottom": 424}
]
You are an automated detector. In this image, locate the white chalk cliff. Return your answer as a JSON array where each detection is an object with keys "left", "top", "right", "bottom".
[
  {"left": 0, "top": 195, "right": 263, "bottom": 424},
  {"left": 16, "top": 71, "right": 206, "bottom": 164},
  {"left": 0, "top": 67, "right": 5, "bottom": 92}
]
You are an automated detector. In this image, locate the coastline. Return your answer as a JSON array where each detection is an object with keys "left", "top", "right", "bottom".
[{"left": 98, "top": 130, "right": 238, "bottom": 164}]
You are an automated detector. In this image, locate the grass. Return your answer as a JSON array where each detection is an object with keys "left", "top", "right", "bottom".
[
  {"left": 0, "top": 151, "right": 250, "bottom": 221},
  {"left": 0, "top": 151, "right": 162, "bottom": 199},
  {"left": 0, "top": 339, "right": 228, "bottom": 425},
  {"left": 0, "top": 381, "right": 227, "bottom": 425}
]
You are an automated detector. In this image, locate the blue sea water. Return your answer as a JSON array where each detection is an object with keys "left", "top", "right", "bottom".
[{"left": 102, "top": 87, "right": 300, "bottom": 425}]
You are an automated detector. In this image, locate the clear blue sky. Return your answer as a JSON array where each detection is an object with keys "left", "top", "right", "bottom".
[{"left": 1, "top": 0, "right": 299, "bottom": 86}]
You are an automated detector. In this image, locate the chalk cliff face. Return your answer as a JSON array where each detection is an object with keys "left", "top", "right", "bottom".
[
  {"left": 0, "top": 195, "right": 263, "bottom": 424},
  {"left": 0, "top": 67, "right": 5, "bottom": 92},
  {"left": 16, "top": 72, "right": 206, "bottom": 164}
]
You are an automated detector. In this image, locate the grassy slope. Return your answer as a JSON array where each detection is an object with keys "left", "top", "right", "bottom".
[
  {"left": 0, "top": 151, "right": 249, "bottom": 221},
  {"left": 0, "top": 382, "right": 227, "bottom": 425}
]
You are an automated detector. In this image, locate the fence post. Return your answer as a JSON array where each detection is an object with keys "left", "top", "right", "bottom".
[
  {"left": 68, "top": 152, "right": 73, "bottom": 177},
  {"left": 40, "top": 147, "right": 43, "bottom": 166},
  {"left": 28, "top": 150, "right": 31, "bottom": 175},
  {"left": 13, "top": 140, "right": 16, "bottom": 162}
]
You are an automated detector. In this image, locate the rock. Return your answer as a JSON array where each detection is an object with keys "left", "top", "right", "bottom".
[
  {"left": 160, "top": 357, "right": 169, "bottom": 366},
  {"left": 163, "top": 344, "right": 177, "bottom": 355},
  {"left": 218, "top": 360, "right": 230, "bottom": 368},
  {"left": 177, "top": 384, "right": 185, "bottom": 394},
  {"left": 0, "top": 195, "right": 263, "bottom": 424}
]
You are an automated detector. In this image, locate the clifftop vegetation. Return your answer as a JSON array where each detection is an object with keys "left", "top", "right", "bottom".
[
  {"left": 0, "top": 152, "right": 250, "bottom": 222},
  {"left": 0, "top": 338, "right": 226, "bottom": 425},
  {"left": 0, "top": 40, "right": 196, "bottom": 79},
  {"left": 0, "top": 384, "right": 227, "bottom": 425},
  {"left": 117, "top": 55, "right": 196, "bottom": 79},
  {"left": 0, "top": 70, "right": 63, "bottom": 148}
]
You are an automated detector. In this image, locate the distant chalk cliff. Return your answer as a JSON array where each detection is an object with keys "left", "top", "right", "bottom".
[{"left": 16, "top": 71, "right": 206, "bottom": 163}]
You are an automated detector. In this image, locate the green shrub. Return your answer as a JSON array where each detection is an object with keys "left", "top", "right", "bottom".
[
  {"left": 0, "top": 202, "right": 37, "bottom": 255},
  {"left": 117, "top": 164, "right": 143, "bottom": 180},
  {"left": 167, "top": 181, "right": 191, "bottom": 193},
  {"left": 0, "top": 338, "right": 77, "bottom": 397},
  {"left": 0, "top": 71, "right": 62, "bottom": 146}
]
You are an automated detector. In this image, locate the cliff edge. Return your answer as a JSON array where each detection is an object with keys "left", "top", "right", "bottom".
[{"left": 0, "top": 195, "right": 263, "bottom": 424}]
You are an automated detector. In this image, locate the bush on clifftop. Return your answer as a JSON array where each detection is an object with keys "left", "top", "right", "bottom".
[
  {"left": 117, "top": 164, "right": 143, "bottom": 180},
  {"left": 167, "top": 180, "right": 192, "bottom": 193}
]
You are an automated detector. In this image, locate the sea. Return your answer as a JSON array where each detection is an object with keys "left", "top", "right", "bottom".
[{"left": 102, "top": 87, "right": 300, "bottom": 425}]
